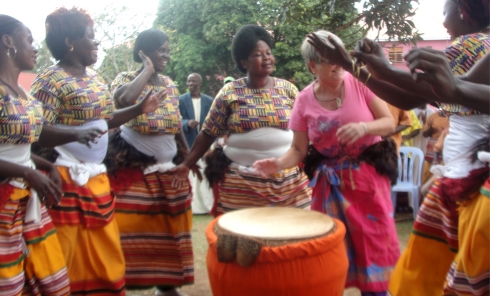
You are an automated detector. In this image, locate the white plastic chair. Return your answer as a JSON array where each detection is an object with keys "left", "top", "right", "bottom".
[{"left": 391, "top": 146, "right": 424, "bottom": 220}]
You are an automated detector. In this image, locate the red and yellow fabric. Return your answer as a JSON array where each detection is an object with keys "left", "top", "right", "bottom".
[
  {"left": 31, "top": 65, "right": 125, "bottom": 294},
  {"left": 111, "top": 169, "right": 194, "bottom": 287},
  {"left": 48, "top": 166, "right": 115, "bottom": 228},
  {"left": 213, "top": 165, "right": 311, "bottom": 215},
  {"left": 55, "top": 219, "right": 125, "bottom": 295},
  {"left": 111, "top": 72, "right": 182, "bottom": 135},
  {"left": 389, "top": 168, "right": 489, "bottom": 295},
  {"left": 444, "top": 178, "right": 490, "bottom": 295},
  {"left": 0, "top": 184, "right": 70, "bottom": 295}
]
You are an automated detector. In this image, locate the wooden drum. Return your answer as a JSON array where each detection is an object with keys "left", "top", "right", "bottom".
[{"left": 206, "top": 207, "right": 348, "bottom": 296}]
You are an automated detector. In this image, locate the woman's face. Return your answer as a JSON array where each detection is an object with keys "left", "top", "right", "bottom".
[
  {"left": 241, "top": 40, "right": 275, "bottom": 77},
  {"left": 8, "top": 24, "right": 38, "bottom": 71},
  {"left": 71, "top": 26, "right": 99, "bottom": 66},
  {"left": 442, "top": 0, "right": 465, "bottom": 40},
  {"left": 147, "top": 40, "right": 170, "bottom": 73},
  {"left": 309, "top": 58, "right": 345, "bottom": 85}
]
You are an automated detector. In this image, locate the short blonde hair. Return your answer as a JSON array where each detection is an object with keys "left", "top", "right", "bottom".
[{"left": 300, "top": 30, "right": 344, "bottom": 73}]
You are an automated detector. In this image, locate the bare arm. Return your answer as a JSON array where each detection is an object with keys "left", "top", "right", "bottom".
[
  {"left": 253, "top": 131, "right": 309, "bottom": 178},
  {"left": 38, "top": 125, "right": 105, "bottom": 148},
  {"left": 113, "top": 51, "right": 155, "bottom": 108},
  {"left": 405, "top": 48, "right": 490, "bottom": 114},
  {"left": 306, "top": 34, "right": 432, "bottom": 110}
]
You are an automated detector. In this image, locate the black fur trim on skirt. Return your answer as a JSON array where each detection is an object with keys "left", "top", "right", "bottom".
[
  {"left": 470, "top": 137, "right": 490, "bottom": 163},
  {"left": 204, "top": 146, "right": 232, "bottom": 188},
  {"left": 104, "top": 129, "right": 157, "bottom": 174},
  {"left": 303, "top": 138, "right": 399, "bottom": 185},
  {"left": 31, "top": 142, "right": 59, "bottom": 163}
]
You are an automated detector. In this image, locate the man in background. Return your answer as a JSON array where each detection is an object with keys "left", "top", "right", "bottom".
[{"left": 179, "top": 73, "right": 213, "bottom": 214}]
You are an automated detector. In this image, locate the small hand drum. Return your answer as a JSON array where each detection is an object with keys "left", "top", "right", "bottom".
[{"left": 206, "top": 207, "right": 348, "bottom": 296}]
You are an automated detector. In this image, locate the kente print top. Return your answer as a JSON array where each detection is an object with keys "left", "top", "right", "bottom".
[
  {"left": 202, "top": 77, "right": 298, "bottom": 137},
  {"left": 30, "top": 65, "right": 114, "bottom": 126},
  {"left": 111, "top": 72, "right": 182, "bottom": 135},
  {"left": 441, "top": 33, "right": 490, "bottom": 116},
  {"left": 0, "top": 87, "right": 44, "bottom": 144}
]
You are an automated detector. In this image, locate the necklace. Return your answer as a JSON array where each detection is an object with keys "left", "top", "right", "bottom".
[
  {"left": 0, "top": 77, "right": 20, "bottom": 97},
  {"left": 314, "top": 82, "right": 344, "bottom": 108}
]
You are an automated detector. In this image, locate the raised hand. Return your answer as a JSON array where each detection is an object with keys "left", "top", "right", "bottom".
[
  {"left": 139, "top": 50, "right": 155, "bottom": 74},
  {"left": 351, "top": 38, "right": 392, "bottom": 80},
  {"left": 336, "top": 123, "right": 366, "bottom": 145},
  {"left": 252, "top": 158, "right": 280, "bottom": 178},
  {"left": 306, "top": 33, "right": 351, "bottom": 68},
  {"left": 404, "top": 48, "right": 457, "bottom": 100},
  {"left": 139, "top": 89, "right": 167, "bottom": 114},
  {"left": 76, "top": 128, "right": 107, "bottom": 148}
]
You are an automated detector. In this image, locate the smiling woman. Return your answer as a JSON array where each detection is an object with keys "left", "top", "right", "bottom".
[{"left": 30, "top": 7, "right": 167, "bottom": 295}]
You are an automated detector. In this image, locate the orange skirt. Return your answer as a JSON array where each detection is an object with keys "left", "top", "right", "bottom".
[{"left": 206, "top": 217, "right": 348, "bottom": 296}]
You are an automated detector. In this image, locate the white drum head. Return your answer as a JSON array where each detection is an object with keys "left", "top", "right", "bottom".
[{"left": 217, "top": 207, "right": 334, "bottom": 240}]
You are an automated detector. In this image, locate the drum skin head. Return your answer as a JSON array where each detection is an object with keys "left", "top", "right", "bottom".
[{"left": 217, "top": 207, "right": 334, "bottom": 240}]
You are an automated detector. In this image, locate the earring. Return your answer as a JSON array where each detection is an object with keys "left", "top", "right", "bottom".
[
  {"left": 69, "top": 46, "right": 74, "bottom": 52},
  {"left": 460, "top": 13, "right": 464, "bottom": 20},
  {"left": 7, "top": 47, "right": 17, "bottom": 59}
]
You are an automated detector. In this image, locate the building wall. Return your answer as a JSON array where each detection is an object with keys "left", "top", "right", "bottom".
[{"left": 378, "top": 39, "right": 451, "bottom": 71}]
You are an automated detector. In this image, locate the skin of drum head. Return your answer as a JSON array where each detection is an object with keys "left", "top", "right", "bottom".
[{"left": 217, "top": 207, "right": 334, "bottom": 240}]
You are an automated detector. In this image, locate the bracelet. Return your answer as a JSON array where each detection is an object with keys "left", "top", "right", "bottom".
[
  {"left": 364, "top": 73, "right": 371, "bottom": 85},
  {"left": 359, "top": 122, "right": 369, "bottom": 135}
]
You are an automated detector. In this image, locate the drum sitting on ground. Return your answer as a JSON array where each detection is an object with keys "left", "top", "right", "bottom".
[{"left": 206, "top": 207, "right": 348, "bottom": 296}]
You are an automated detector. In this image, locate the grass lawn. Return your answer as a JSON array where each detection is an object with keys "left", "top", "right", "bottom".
[{"left": 129, "top": 213, "right": 414, "bottom": 296}]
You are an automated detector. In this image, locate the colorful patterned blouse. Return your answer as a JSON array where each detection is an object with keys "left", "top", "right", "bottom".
[
  {"left": 0, "top": 87, "right": 44, "bottom": 144},
  {"left": 441, "top": 33, "right": 490, "bottom": 115},
  {"left": 202, "top": 78, "right": 298, "bottom": 137},
  {"left": 30, "top": 65, "right": 114, "bottom": 126},
  {"left": 111, "top": 72, "right": 182, "bottom": 135}
]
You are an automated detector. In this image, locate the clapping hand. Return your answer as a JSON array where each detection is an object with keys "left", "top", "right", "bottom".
[
  {"left": 76, "top": 128, "right": 107, "bottom": 148},
  {"left": 351, "top": 38, "right": 392, "bottom": 80},
  {"left": 404, "top": 47, "right": 457, "bottom": 100},
  {"left": 139, "top": 89, "right": 167, "bottom": 114}
]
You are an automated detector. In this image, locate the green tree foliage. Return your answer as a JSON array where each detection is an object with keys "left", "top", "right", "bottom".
[
  {"left": 32, "top": 40, "right": 55, "bottom": 74},
  {"left": 155, "top": 0, "right": 419, "bottom": 93},
  {"left": 95, "top": 5, "right": 152, "bottom": 85}
]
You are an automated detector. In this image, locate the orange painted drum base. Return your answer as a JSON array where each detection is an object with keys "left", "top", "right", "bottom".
[{"left": 206, "top": 216, "right": 348, "bottom": 296}]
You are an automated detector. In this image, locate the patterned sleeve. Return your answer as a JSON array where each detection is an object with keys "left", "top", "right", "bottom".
[
  {"left": 30, "top": 73, "right": 62, "bottom": 126},
  {"left": 110, "top": 72, "right": 132, "bottom": 94},
  {"left": 201, "top": 87, "right": 230, "bottom": 138},
  {"left": 286, "top": 82, "right": 299, "bottom": 107}
]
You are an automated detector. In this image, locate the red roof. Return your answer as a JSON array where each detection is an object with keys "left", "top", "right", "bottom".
[{"left": 18, "top": 72, "right": 37, "bottom": 91}]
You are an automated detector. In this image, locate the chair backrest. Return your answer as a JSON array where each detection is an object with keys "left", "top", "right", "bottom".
[{"left": 396, "top": 146, "right": 424, "bottom": 186}]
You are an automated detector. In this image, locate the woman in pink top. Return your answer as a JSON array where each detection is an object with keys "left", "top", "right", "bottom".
[{"left": 253, "top": 30, "right": 399, "bottom": 295}]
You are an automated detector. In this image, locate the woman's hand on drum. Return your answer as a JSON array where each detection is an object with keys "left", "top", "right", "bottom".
[
  {"left": 253, "top": 158, "right": 280, "bottom": 178},
  {"left": 336, "top": 123, "right": 366, "bottom": 145},
  {"left": 75, "top": 128, "right": 107, "bottom": 148},
  {"left": 169, "top": 164, "right": 190, "bottom": 188}
]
